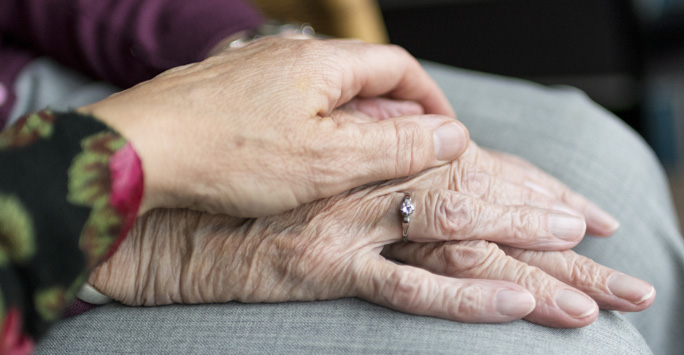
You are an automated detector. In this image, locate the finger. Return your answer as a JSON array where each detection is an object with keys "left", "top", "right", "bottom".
[
  {"left": 308, "top": 115, "right": 469, "bottom": 200},
  {"left": 454, "top": 169, "right": 581, "bottom": 216},
  {"left": 488, "top": 149, "right": 619, "bottom": 236},
  {"left": 501, "top": 246, "right": 656, "bottom": 312},
  {"left": 376, "top": 190, "right": 586, "bottom": 249},
  {"left": 353, "top": 257, "right": 535, "bottom": 323},
  {"left": 382, "top": 241, "right": 600, "bottom": 328},
  {"left": 332, "top": 98, "right": 425, "bottom": 123},
  {"left": 480, "top": 148, "right": 619, "bottom": 236},
  {"left": 323, "top": 39, "right": 455, "bottom": 117}
]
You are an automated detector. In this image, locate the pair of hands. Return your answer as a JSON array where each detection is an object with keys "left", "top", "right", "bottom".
[
  {"left": 82, "top": 38, "right": 654, "bottom": 328},
  {"left": 89, "top": 138, "right": 655, "bottom": 328}
]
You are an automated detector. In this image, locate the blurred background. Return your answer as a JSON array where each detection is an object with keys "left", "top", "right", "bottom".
[
  {"left": 253, "top": 0, "right": 684, "bottom": 227},
  {"left": 377, "top": 0, "right": 684, "bottom": 227}
]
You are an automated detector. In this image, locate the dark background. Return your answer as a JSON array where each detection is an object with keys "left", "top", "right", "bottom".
[{"left": 378, "top": 0, "right": 684, "bottom": 169}]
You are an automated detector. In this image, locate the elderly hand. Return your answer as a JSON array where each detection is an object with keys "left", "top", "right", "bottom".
[
  {"left": 382, "top": 240, "right": 654, "bottom": 328},
  {"left": 335, "top": 96, "right": 621, "bottom": 237},
  {"left": 88, "top": 139, "right": 651, "bottom": 328},
  {"left": 79, "top": 38, "right": 467, "bottom": 217}
]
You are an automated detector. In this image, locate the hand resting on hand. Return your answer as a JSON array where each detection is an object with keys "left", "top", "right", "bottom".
[{"left": 89, "top": 133, "right": 653, "bottom": 329}]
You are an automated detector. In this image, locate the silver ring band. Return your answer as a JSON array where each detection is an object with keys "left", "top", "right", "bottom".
[{"left": 400, "top": 192, "right": 414, "bottom": 243}]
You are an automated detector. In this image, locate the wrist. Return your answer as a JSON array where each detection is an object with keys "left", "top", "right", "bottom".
[
  {"left": 77, "top": 104, "right": 157, "bottom": 216},
  {"left": 88, "top": 209, "right": 203, "bottom": 306}
]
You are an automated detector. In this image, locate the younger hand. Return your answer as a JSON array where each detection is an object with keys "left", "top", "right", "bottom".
[{"left": 81, "top": 38, "right": 467, "bottom": 217}]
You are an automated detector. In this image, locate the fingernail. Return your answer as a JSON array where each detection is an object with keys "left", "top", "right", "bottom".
[
  {"left": 433, "top": 122, "right": 468, "bottom": 161},
  {"left": 548, "top": 213, "right": 586, "bottom": 241},
  {"left": 586, "top": 203, "right": 620, "bottom": 235},
  {"left": 607, "top": 273, "right": 655, "bottom": 304},
  {"left": 555, "top": 290, "right": 597, "bottom": 318},
  {"left": 496, "top": 290, "right": 536, "bottom": 317}
]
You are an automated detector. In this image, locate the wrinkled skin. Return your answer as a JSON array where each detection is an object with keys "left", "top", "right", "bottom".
[
  {"left": 85, "top": 38, "right": 651, "bottom": 329},
  {"left": 90, "top": 142, "right": 654, "bottom": 329},
  {"left": 81, "top": 38, "right": 469, "bottom": 217}
]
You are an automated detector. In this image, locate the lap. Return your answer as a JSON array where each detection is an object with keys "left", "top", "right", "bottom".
[
  {"left": 22, "top": 58, "right": 675, "bottom": 354},
  {"left": 36, "top": 299, "right": 649, "bottom": 355}
]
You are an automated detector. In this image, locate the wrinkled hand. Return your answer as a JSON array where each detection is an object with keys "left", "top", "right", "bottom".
[
  {"left": 89, "top": 137, "right": 652, "bottom": 328},
  {"left": 451, "top": 144, "right": 621, "bottom": 237},
  {"left": 383, "top": 240, "right": 654, "bottom": 328},
  {"left": 80, "top": 38, "right": 468, "bottom": 217},
  {"left": 336, "top": 97, "right": 621, "bottom": 237},
  {"left": 341, "top": 100, "right": 650, "bottom": 327},
  {"left": 378, "top": 144, "right": 654, "bottom": 327}
]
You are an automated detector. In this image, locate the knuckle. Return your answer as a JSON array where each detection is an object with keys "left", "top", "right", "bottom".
[
  {"left": 428, "top": 191, "right": 477, "bottom": 238},
  {"left": 514, "top": 265, "right": 554, "bottom": 293},
  {"left": 509, "top": 208, "right": 541, "bottom": 241},
  {"left": 442, "top": 241, "right": 503, "bottom": 276},
  {"left": 459, "top": 171, "right": 492, "bottom": 199},
  {"left": 386, "top": 266, "right": 427, "bottom": 309},
  {"left": 448, "top": 282, "right": 486, "bottom": 319},
  {"left": 393, "top": 121, "right": 428, "bottom": 176},
  {"left": 451, "top": 196, "right": 482, "bottom": 237},
  {"left": 567, "top": 255, "right": 601, "bottom": 288}
]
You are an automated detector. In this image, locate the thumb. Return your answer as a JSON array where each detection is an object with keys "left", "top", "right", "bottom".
[{"left": 335, "top": 115, "right": 470, "bottom": 180}]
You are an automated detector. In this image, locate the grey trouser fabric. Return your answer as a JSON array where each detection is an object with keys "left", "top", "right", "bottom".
[{"left": 14, "top": 58, "right": 681, "bottom": 354}]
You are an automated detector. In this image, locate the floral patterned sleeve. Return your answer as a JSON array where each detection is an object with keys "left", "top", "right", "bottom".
[{"left": 0, "top": 110, "right": 143, "bottom": 354}]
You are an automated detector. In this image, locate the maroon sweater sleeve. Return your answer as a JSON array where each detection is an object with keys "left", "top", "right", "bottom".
[{"left": 0, "top": 0, "right": 265, "bottom": 88}]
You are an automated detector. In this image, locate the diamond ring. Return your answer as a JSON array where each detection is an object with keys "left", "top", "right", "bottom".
[{"left": 400, "top": 192, "right": 414, "bottom": 243}]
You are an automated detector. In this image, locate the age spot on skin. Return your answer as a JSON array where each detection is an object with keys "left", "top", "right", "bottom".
[{"left": 232, "top": 135, "right": 246, "bottom": 149}]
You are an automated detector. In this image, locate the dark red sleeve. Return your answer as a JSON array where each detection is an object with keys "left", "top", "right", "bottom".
[{"left": 0, "top": 0, "right": 265, "bottom": 88}]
